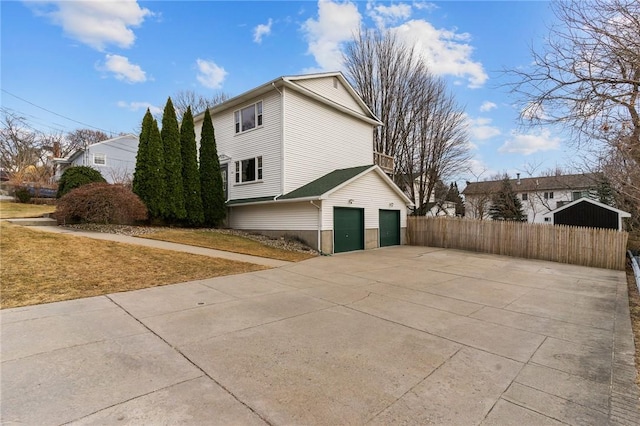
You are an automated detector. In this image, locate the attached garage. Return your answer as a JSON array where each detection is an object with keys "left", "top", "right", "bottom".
[
  {"left": 229, "top": 165, "right": 413, "bottom": 254},
  {"left": 334, "top": 207, "right": 365, "bottom": 253},
  {"left": 379, "top": 209, "right": 400, "bottom": 247}
]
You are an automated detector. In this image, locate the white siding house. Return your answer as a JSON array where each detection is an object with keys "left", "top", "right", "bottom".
[
  {"left": 53, "top": 134, "right": 138, "bottom": 184},
  {"left": 463, "top": 173, "right": 603, "bottom": 223},
  {"left": 193, "top": 72, "right": 412, "bottom": 253}
]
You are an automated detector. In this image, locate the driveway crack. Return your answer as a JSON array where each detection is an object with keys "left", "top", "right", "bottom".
[{"left": 104, "top": 295, "right": 274, "bottom": 426}]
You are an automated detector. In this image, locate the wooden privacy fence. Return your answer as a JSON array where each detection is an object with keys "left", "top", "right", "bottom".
[{"left": 407, "top": 216, "right": 629, "bottom": 270}]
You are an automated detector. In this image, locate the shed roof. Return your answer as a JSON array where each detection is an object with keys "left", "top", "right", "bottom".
[{"left": 542, "top": 197, "right": 631, "bottom": 218}]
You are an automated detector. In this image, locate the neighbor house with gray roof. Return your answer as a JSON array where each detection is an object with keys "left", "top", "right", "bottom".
[
  {"left": 53, "top": 134, "right": 138, "bottom": 185},
  {"left": 462, "top": 173, "right": 603, "bottom": 223},
  {"left": 193, "top": 72, "right": 412, "bottom": 254}
]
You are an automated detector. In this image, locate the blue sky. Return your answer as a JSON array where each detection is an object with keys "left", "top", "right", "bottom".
[{"left": 1, "top": 0, "right": 576, "bottom": 183}]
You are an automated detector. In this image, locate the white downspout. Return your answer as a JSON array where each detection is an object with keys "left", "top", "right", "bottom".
[{"left": 311, "top": 200, "right": 321, "bottom": 253}]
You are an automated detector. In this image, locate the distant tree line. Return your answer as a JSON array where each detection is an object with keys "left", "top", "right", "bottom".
[
  {"left": 132, "top": 99, "right": 225, "bottom": 227},
  {"left": 0, "top": 108, "right": 111, "bottom": 185}
]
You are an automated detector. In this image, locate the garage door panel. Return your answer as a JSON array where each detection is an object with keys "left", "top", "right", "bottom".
[
  {"left": 379, "top": 209, "right": 400, "bottom": 247},
  {"left": 334, "top": 207, "right": 364, "bottom": 253}
]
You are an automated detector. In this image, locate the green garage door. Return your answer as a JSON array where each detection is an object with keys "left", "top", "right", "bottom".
[
  {"left": 379, "top": 209, "right": 400, "bottom": 247},
  {"left": 334, "top": 207, "right": 364, "bottom": 253}
]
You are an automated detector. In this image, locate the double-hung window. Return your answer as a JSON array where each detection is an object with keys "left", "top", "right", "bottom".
[
  {"left": 93, "top": 153, "right": 106, "bottom": 165},
  {"left": 235, "top": 156, "right": 263, "bottom": 183},
  {"left": 234, "top": 101, "right": 263, "bottom": 133}
]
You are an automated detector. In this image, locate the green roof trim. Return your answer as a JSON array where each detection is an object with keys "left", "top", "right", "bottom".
[
  {"left": 278, "top": 165, "right": 373, "bottom": 200},
  {"left": 226, "top": 195, "right": 278, "bottom": 206}
]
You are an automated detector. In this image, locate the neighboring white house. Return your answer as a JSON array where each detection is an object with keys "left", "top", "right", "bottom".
[
  {"left": 53, "top": 134, "right": 138, "bottom": 184},
  {"left": 462, "top": 173, "right": 602, "bottom": 223},
  {"left": 193, "top": 72, "right": 413, "bottom": 254}
]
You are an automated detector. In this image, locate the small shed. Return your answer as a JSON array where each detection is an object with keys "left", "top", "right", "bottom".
[{"left": 543, "top": 197, "right": 630, "bottom": 231}]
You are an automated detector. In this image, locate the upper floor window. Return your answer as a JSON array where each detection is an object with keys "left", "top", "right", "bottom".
[
  {"left": 572, "top": 191, "right": 587, "bottom": 201},
  {"left": 522, "top": 193, "right": 528, "bottom": 201},
  {"left": 235, "top": 156, "right": 263, "bottom": 183},
  {"left": 234, "top": 101, "right": 263, "bottom": 133},
  {"left": 544, "top": 192, "right": 554, "bottom": 199},
  {"left": 93, "top": 153, "right": 106, "bottom": 165}
]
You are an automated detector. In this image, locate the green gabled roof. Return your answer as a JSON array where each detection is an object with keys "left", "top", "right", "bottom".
[
  {"left": 278, "top": 165, "right": 373, "bottom": 200},
  {"left": 226, "top": 195, "right": 278, "bottom": 206}
]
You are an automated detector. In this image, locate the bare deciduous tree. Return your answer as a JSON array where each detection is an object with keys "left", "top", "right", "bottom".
[
  {"left": 507, "top": 0, "right": 639, "bottom": 224},
  {"left": 1, "top": 108, "right": 113, "bottom": 184},
  {"left": 65, "top": 129, "right": 109, "bottom": 154},
  {"left": 172, "top": 90, "right": 231, "bottom": 118},
  {"left": 0, "top": 109, "right": 42, "bottom": 181},
  {"left": 343, "top": 28, "right": 470, "bottom": 215}
]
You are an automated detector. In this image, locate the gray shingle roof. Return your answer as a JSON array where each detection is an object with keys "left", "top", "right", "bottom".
[{"left": 462, "top": 173, "right": 602, "bottom": 195}]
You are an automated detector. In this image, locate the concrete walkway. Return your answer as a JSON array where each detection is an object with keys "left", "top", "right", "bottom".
[
  {"left": 31, "top": 225, "right": 291, "bottom": 268},
  {"left": 2, "top": 246, "right": 639, "bottom": 425}
]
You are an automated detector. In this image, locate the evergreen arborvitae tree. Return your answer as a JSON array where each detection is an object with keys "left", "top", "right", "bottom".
[
  {"left": 199, "top": 108, "right": 226, "bottom": 226},
  {"left": 133, "top": 109, "right": 165, "bottom": 219},
  {"left": 161, "top": 97, "right": 186, "bottom": 222},
  {"left": 180, "top": 106, "right": 204, "bottom": 226},
  {"left": 132, "top": 108, "right": 152, "bottom": 200},
  {"left": 144, "top": 119, "right": 166, "bottom": 219},
  {"left": 489, "top": 177, "right": 526, "bottom": 221}
]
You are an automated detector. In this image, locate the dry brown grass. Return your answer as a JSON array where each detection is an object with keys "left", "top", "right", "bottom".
[
  {"left": 627, "top": 265, "right": 640, "bottom": 385},
  {"left": 142, "top": 229, "right": 316, "bottom": 262},
  {"left": 0, "top": 201, "right": 56, "bottom": 219},
  {"left": 0, "top": 222, "right": 266, "bottom": 309}
]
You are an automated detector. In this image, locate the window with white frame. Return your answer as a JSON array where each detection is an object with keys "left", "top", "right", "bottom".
[
  {"left": 235, "top": 156, "right": 262, "bottom": 183},
  {"left": 234, "top": 101, "right": 263, "bottom": 133},
  {"left": 522, "top": 193, "right": 528, "bottom": 201},
  {"left": 544, "top": 191, "right": 554, "bottom": 199},
  {"left": 93, "top": 153, "right": 106, "bottom": 165}
]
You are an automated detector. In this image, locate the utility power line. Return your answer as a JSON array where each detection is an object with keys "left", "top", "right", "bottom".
[{"left": 1, "top": 89, "right": 113, "bottom": 134}]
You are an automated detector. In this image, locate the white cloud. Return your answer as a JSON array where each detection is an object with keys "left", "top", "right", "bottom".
[
  {"left": 117, "top": 101, "right": 161, "bottom": 115},
  {"left": 196, "top": 59, "right": 227, "bottom": 89},
  {"left": 30, "top": 0, "right": 152, "bottom": 51},
  {"left": 367, "top": 2, "right": 412, "bottom": 28},
  {"left": 394, "top": 20, "right": 488, "bottom": 88},
  {"left": 302, "top": 0, "right": 362, "bottom": 72},
  {"left": 499, "top": 130, "right": 561, "bottom": 155},
  {"left": 480, "top": 101, "right": 497, "bottom": 112},
  {"left": 467, "top": 117, "right": 501, "bottom": 140},
  {"left": 253, "top": 18, "right": 273, "bottom": 43},
  {"left": 413, "top": 2, "right": 438, "bottom": 12},
  {"left": 102, "top": 54, "right": 146, "bottom": 83}
]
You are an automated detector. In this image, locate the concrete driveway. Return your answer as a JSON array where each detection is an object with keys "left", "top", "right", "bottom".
[{"left": 2, "top": 246, "right": 639, "bottom": 425}]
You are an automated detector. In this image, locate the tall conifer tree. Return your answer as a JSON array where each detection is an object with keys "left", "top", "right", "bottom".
[
  {"left": 199, "top": 109, "right": 226, "bottom": 226},
  {"left": 489, "top": 177, "right": 526, "bottom": 221},
  {"left": 145, "top": 119, "right": 166, "bottom": 219},
  {"left": 133, "top": 109, "right": 165, "bottom": 219},
  {"left": 161, "top": 97, "right": 186, "bottom": 221},
  {"left": 132, "top": 108, "right": 152, "bottom": 200},
  {"left": 180, "top": 106, "right": 204, "bottom": 226}
]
